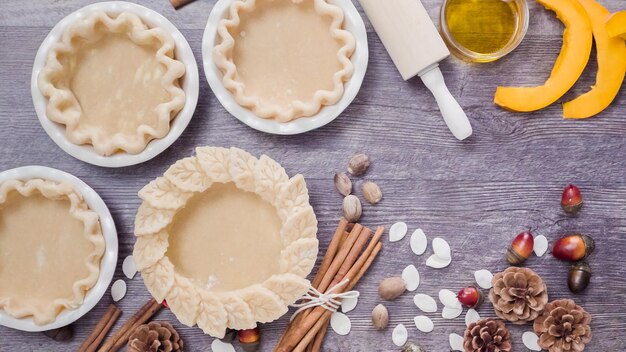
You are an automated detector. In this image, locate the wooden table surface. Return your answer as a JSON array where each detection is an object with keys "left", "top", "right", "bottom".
[{"left": 1, "top": 0, "right": 625, "bottom": 351}]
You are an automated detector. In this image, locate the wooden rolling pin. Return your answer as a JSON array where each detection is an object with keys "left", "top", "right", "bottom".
[{"left": 358, "top": 0, "right": 473, "bottom": 140}]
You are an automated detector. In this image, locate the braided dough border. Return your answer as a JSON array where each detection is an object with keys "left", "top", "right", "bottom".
[
  {"left": 133, "top": 147, "right": 318, "bottom": 337},
  {"left": 213, "top": 0, "right": 355, "bottom": 122},
  {"left": 38, "top": 11, "right": 186, "bottom": 156},
  {"left": 0, "top": 179, "right": 105, "bottom": 325}
]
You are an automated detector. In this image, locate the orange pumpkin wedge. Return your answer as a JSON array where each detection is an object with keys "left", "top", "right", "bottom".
[
  {"left": 606, "top": 11, "right": 626, "bottom": 39},
  {"left": 494, "top": 0, "right": 592, "bottom": 112},
  {"left": 563, "top": 0, "right": 626, "bottom": 119}
]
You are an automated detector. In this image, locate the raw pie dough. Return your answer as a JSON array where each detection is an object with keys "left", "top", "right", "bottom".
[
  {"left": 38, "top": 11, "right": 186, "bottom": 156},
  {"left": 133, "top": 147, "right": 318, "bottom": 337},
  {"left": 214, "top": 0, "right": 356, "bottom": 122},
  {"left": 0, "top": 179, "right": 105, "bottom": 325}
]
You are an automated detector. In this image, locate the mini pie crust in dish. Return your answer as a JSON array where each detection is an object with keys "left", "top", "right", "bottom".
[
  {"left": 38, "top": 11, "right": 186, "bottom": 156},
  {"left": 213, "top": 0, "right": 356, "bottom": 122},
  {"left": 133, "top": 147, "right": 319, "bottom": 337},
  {"left": 0, "top": 179, "right": 105, "bottom": 325}
]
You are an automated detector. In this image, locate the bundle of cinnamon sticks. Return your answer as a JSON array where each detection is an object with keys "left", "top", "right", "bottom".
[{"left": 274, "top": 218, "right": 384, "bottom": 352}]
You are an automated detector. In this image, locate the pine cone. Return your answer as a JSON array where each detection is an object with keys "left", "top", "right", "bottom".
[
  {"left": 463, "top": 318, "right": 512, "bottom": 352},
  {"left": 533, "top": 299, "right": 592, "bottom": 352},
  {"left": 489, "top": 267, "right": 548, "bottom": 324},
  {"left": 127, "top": 321, "right": 184, "bottom": 352}
]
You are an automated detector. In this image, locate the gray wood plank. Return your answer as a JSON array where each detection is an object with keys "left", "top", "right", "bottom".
[{"left": 1, "top": 0, "right": 626, "bottom": 351}]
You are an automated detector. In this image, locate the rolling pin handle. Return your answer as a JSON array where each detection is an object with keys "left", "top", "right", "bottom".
[{"left": 419, "top": 66, "right": 473, "bottom": 141}]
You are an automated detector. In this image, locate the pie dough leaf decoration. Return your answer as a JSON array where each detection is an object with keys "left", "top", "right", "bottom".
[
  {"left": 197, "top": 290, "right": 229, "bottom": 338},
  {"left": 133, "top": 230, "right": 169, "bottom": 271},
  {"left": 164, "top": 157, "right": 212, "bottom": 193},
  {"left": 142, "top": 257, "right": 175, "bottom": 303},
  {"left": 255, "top": 155, "right": 289, "bottom": 204},
  {"left": 280, "top": 238, "right": 319, "bottom": 277},
  {"left": 228, "top": 147, "right": 258, "bottom": 192},
  {"left": 220, "top": 295, "right": 257, "bottom": 330},
  {"left": 37, "top": 11, "right": 186, "bottom": 156},
  {"left": 241, "top": 286, "right": 288, "bottom": 324},
  {"left": 167, "top": 275, "right": 201, "bottom": 327},
  {"left": 275, "top": 174, "right": 311, "bottom": 220},
  {"left": 279, "top": 206, "right": 317, "bottom": 247},
  {"left": 0, "top": 179, "right": 105, "bottom": 325},
  {"left": 196, "top": 146, "right": 232, "bottom": 183},
  {"left": 138, "top": 177, "right": 192, "bottom": 210},
  {"left": 134, "top": 203, "right": 175, "bottom": 236},
  {"left": 263, "top": 274, "right": 311, "bottom": 305}
]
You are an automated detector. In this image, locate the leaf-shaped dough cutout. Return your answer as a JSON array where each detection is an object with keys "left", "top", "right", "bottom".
[
  {"left": 279, "top": 207, "right": 317, "bottom": 247},
  {"left": 167, "top": 275, "right": 201, "bottom": 327},
  {"left": 133, "top": 230, "right": 169, "bottom": 271},
  {"left": 197, "top": 289, "right": 229, "bottom": 338},
  {"left": 263, "top": 274, "right": 310, "bottom": 305},
  {"left": 142, "top": 257, "right": 174, "bottom": 303},
  {"left": 219, "top": 294, "right": 256, "bottom": 330},
  {"left": 134, "top": 203, "right": 175, "bottom": 236},
  {"left": 228, "top": 147, "right": 258, "bottom": 192},
  {"left": 241, "top": 286, "right": 287, "bottom": 323},
  {"left": 196, "top": 147, "right": 231, "bottom": 183},
  {"left": 255, "top": 155, "right": 289, "bottom": 204},
  {"left": 164, "top": 157, "right": 211, "bottom": 192},
  {"left": 280, "top": 238, "right": 319, "bottom": 277},
  {"left": 275, "top": 175, "right": 310, "bottom": 220},
  {"left": 138, "top": 177, "right": 192, "bottom": 210}
]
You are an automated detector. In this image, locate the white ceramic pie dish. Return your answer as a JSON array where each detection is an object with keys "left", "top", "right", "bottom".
[
  {"left": 0, "top": 166, "right": 118, "bottom": 332},
  {"left": 31, "top": 1, "right": 199, "bottom": 168},
  {"left": 202, "top": 0, "right": 369, "bottom": 135}
]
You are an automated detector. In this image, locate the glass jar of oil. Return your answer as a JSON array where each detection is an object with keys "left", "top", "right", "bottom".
[{"left": 440, "top": 0, "right": 529, "bottom": 62}]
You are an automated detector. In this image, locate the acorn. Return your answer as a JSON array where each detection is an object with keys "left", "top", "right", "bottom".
[
  {"left": 238, "top": 328, "right": 260, "bottom": 352},
  {"left": 561, "top": 184, "right": 583, "bottom": 215},
  {"left": 457, "top": 285, "right": 484, "bottom": 309},
  {"left": 506, "top": 231, "right": 534, "bottom": 265},
  {"left": 552, "top": 234, "right": 595, "bottom": 262},
  {"left": 568, "top": 261, "right": 592, "bottom": 293},
  {"left": 221, "top": 329, "right": 237, "bottom": 343}
]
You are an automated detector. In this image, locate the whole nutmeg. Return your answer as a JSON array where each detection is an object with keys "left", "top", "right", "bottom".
[
  {"left": 402, "top": 342, "right": 426, "bottom": 352},
  {"left": 362, "top": 181, "right": 382, "bottom": 204},
  {"left": 342, "top": 195, "right": 362, "bottom": 223},
  {"left": 334, "top": 172, "right": 352, "bottom": 196},
  {"left": 371, "top": 304, "right": 389, "bottom": 330},
  {"left": 348, "top": 153, "right": 370, "bottom": 176},
  {"left": 378, "top": 277, "right": 406, "bottom": 300}
]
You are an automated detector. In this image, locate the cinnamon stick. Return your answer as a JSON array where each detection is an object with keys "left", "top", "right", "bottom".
[
  {"left": 78, "top": 305, "right": 121, "bottom": 352},
  {"left": 315, "top": 224, "right": 363, "bottom": 294},
  {"left": 170, "top": 0, "right": 196, "bottom": 9},
  {"left": 311, "top": 218, "right": 349, "bottom": 289},
  {"left": 97, "top": 299, "right": 162, "bottom": 352}
]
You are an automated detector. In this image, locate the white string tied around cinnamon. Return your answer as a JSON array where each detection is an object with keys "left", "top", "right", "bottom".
[{"left": 289, "top": 279, "right": 360, "bottom": 321}]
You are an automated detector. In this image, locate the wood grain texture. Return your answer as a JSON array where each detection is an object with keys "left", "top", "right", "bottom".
[{"left": 1, "top": 0, "right": 626, "bottom": 351}]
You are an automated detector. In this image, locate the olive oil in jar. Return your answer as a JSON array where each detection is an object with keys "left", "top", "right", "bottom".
[{"left": 441, "top": 0, "right": 528, "bottom": 62}]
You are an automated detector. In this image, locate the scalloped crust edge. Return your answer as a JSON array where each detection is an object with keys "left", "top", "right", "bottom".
[
  {"left": 213, "top": 0, "right": 356, "bottom": 122},
  {"left": 134, "top": 146, "right": 318, "bottom": 336},
  {"left": 38, "top": 11, "right": 186, "bottom": 156},
  {"left": 0, "top": 179, "right": 105, "bottom": 325}
]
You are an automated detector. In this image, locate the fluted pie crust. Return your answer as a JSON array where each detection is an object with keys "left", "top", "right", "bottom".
[
  {"left": 213, "top": 0, "right": 355, "bottom": 122},
  {"left": 133, "top": 147, "right": 318, "bottom": 337},
  {"left": 38, "top": 11, "right": 186, "bottom": 156},
  {"left": 0, "top": 179, "right": 104, "bottom": 325}
]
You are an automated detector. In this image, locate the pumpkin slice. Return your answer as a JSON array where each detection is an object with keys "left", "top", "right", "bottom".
[
  {"left": 563, "top": 0, "right": 626, "bottom": 119},
  {"left": 606, "top": 11, "right": 626, "bottom": 39},
  {"left": 494, "top": 0, "right": 592, "bottom": 112}
]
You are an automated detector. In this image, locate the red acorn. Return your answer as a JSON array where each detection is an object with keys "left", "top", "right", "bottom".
[
  {"left": 561, "top": 184, "right": 583, "bottom": 215},
  {"left": 238, "top": 328, "right": 260, "bottom": 352},
  {"left": 457, "top": 286, "right": 484, "bottom": 308},
  {"left": 552, "top": 234, "right": 595, "bottom": 261},
  {"left": 506, "top": 231, "right": 534, "bottom": 265}
]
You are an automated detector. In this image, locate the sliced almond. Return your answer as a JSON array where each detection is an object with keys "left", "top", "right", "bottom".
[
  {"left": 449, "top": 333, "right": 464, "bottom": 351},
  {"left": 111, "top": 279, "right": 127, "bottom": 302},
  {"left": 474, "top": 269, "right": 494, "bottom": 289},
  {"left": 389, "top": 222, "right": 408, "bottom": 242},
  {"left": 438, "top": 289, "right": 461, "bottom": 309},
  {"left": 465, "top": 308, "right": 480, "bottom": 327},
  {"left": 534, "top": 235, "right": 549, "bottom": 257},
  {"left": 413, "top": 293, "right": 438, "bottom": 313},
  {"left": 211, "top": 338, "right": 236, "bottom": 352},
  {"left": 522, "top": 331, "right": 542, "bottom": 351},
  {"left": 413, "top": 315, "right": 434, "bottom": 333},
  {"left": 432, "top": 237, "right": 451, "bottom": 260},
  {"left": 391, "top": 324, "right": 408, "bottom": 347},
  {"left": 122, "top": 255, "right": 137, "bottom": 280},
  {"left": 401, "top": 265, "right": 420, "bottom": 291},
  {"left": 426, "top": 254, "right": 451, "bottom": 269},
  {"left": 341, "top": 295, "right": 358, "bottom": 313},
  {"left": 410, "top": 228, "right": 428, "bottom": 255},
  {"left": 330, "top": 312, "right": 351, "bottom": 336},
  {"left": 442, "top": 305, "right": 463, "bottom": 319}
]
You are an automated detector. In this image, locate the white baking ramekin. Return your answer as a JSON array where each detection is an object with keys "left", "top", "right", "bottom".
[
  {"left": 31, "top": 1, "right": 199, "bottom": 168},
  {"left": 0, "top": 166, "right": 118, "bottom": 332},
  {"left": 202, "top": 0, "right": 369, "bottom": 135}
]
